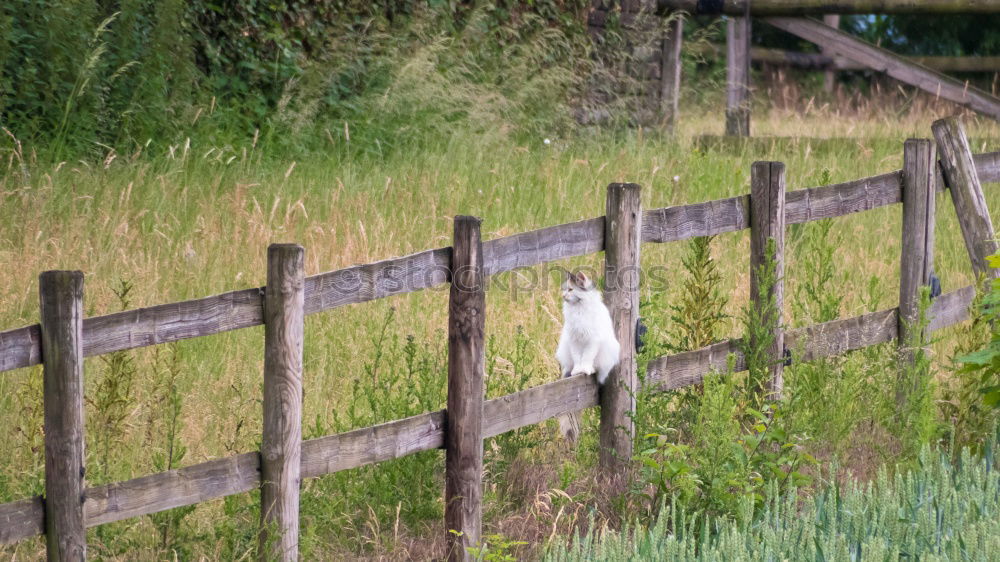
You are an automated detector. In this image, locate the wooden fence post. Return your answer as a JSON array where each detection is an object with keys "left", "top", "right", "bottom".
[
  {"left": 726, "top": 8, "right": 752, "bottom": 136},
  {"left": 600, "top": 183, "right": 641, "bottom": 471},
  {"left": 822, "top": 15, "right": 841, "bottom": 92},
  {"left": 749, "top": 162, "right": 785, "bottom": 400},
  {"left": 260, "top": 244, "right": 305, "bottom": 561},
  {"left": 40, "top": 271, "right": 86, "bottom": 561},
  {"left": 445, "top": 216, "right": 486, "bottom": 562},
  {"left": 660, "top": 15, "right": 683, "bottom": 132},
  {"left": 933, "top": 117, "right": 1000, "bottom": 283},
  {"left": 898, "top": 140, "right": 936, "bottom": 368}
]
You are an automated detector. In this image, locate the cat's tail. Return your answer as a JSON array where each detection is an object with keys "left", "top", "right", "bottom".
[{"left": 558, "top": 411, "right": 581, "bottom": 444}]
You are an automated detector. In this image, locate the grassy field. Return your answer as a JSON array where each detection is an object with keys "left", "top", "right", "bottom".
[{"left": 1, "top": 105, "right": 999, "bottom": 559}]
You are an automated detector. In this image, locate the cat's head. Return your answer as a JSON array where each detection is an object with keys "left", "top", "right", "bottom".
[{"left": 561, "top": 271, "right": 596, "bottom": 304}]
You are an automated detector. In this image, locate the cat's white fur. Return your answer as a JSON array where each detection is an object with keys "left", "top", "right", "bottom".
[{"left": 556, "top": 271, "right": 620, "bottom": 385}]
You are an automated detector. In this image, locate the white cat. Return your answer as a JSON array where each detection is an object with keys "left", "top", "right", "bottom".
[{"left": 556, "top": 271, "right": 621, "bottom": 385}]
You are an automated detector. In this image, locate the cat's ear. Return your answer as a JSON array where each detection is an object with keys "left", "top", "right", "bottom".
[{"left": 574, "top": 271, "right": 589, "bottom": 288}]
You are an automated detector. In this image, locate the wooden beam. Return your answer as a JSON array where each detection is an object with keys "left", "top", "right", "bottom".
[
  {"left": 600, "top": 183, "right": 642, "bottom": 470},
  {"left": 765, "top": 17, "right": 1000, "bottom": 121},
  {"left": 822, "top": 15, "right": 841, "bottom": 91},
  {"left": 660, "top": 16, "right": 684, "bottom": 131},
  {"left": 726, "top": 11, "right": 752, "bottom": 136},
  {"left": 749, "top": 162, "right": 786, "bottom": 400},
  {"left": 657, "top": 1, "right": 1000, "bottom": 15},
  {"left": 40, "top": 271, "right": 87, "bottom": 561},
  {"left": 897, "top": 140, "right": 936, "bottom": 404},
  {"left": 445, "top": 216, "right": 486, "bottom": 562},
  {"left": 934, "top": 117, "right": 1000, "bottom": 281},
  {"left": 259, "top": 244, "right": 305, "bottom": 562}
]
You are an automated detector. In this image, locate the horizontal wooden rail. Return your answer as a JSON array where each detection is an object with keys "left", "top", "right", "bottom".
[
  {"left": 0, "top": 284, "right": 977, "bottom": 545},
  {"left": 0, "top": 153, "right": 996, "bottom": 375}
]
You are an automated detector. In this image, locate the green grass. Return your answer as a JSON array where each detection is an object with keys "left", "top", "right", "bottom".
[
  {"left": 1, "top": 109, "right": 999, "bottom": 558},
  {"left": 545, "top": 441, "right": 1000, "bottom": 561}
]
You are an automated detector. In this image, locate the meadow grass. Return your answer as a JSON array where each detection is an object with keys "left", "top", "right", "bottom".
[{"left": 1, "top": 107, "right": 999, "bottom": 558}]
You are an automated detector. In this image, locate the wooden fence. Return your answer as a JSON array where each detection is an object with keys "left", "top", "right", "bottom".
[{"left": 1, "top": 117, "right": 999, "bottom": 560}]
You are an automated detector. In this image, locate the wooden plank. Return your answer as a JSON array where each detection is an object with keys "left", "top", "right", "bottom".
[
  {"left": 642, "top": 195, "right": 750, "bottom": 243},
  {"left": 688, "top": 43, "right": 1000, "bottom": 72},
  {"left": 750, "top": 162, "right": 786, "bottom": 400},
  {"left": 765, "top": 17, "right": 1000, "bottom": 121},
  {"left": 40, "top": 270, "right": 86, "bottom": 561},
  {"left": 660, "top": 16, "right": 683, "bottom": 131},
  {"left": 934, "top": 117, "right": 1000, "bottom": 281},
  {"left": 0, "top": 324, "right": 41, "bottom": 372},
  {"left": 300, "top": 411, "right": 445, "bottom": 479},
  {"left": 785, "top": 308, "right": 898, "bottom": 362},
  {"left": 482, "top": 217, "right": 604, "bottom": 276},
  {"left": 927, "top": 285, "right": 976, "bottom": 333},
  {"left": 483, "top": 374, "right": 599, "bottom": 439},
  {"left": 975, "top": 151, "right": 1000, "bottom": 183},
  {"left": 305, "top": 247, "right": 451, "bottom": 313},
  {"left": 445, "top": 216, "right": 486, "bottom": 562},
  {"left": 0, "top": 497, "right": 44, "bottom": 544},
  {"left": 725, "top": 12, "right": 752, "bottom": 136},
  {"left": 786, "top": 171, "right": 903, "bottom": 224},
  {"left": 645, "top": 339, "right": 745, "bottom": 392},
  {"left": 83, "top": 452, "right": 260, "bottom": 527},
  {"left": 259, "top": 245, "right": 305, "bottom": 561},
  {"left": 600, "top": 183, "right": 641, "bottom": 469},
  {"left": 656, "top": 1, "right": 1000, "bottom": 15}
]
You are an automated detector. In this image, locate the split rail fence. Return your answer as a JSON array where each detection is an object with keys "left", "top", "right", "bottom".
[
  {"left": 642, "top": 1, "right": 1000, "bottom": 135},
  {"left": 1, "top": 117, "right": 999, "bottom": 561}
]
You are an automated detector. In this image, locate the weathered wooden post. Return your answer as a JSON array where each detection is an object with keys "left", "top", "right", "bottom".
[
  {"left": 660, "top": 15, "right": 684, "bottom": 132},
  {"left": 897, "top": 140, "right": 936, "bottom": 397},
  {"left": 600, "top": 183, "right": 641, "bottom": 471},
  {"left": 749, "top": 162, "right": 785, "bottom": 400},
  {"left": 260, "top": 244, "right": 305, "bottom": 561},
  {"left": 40, "top": 271, "right": 86, "bottom": 561},
  {"left": 822, "top": 15, "right": 841, "bottom": 92},
  {"left": 933, "top": 117, "right": 1000, "bottom": 282},
  {"left": 445, "top": 216, "right": 486, "bottom": 562},
  {"left": 726, "top": 7, "right": 752, "bottom": 136}
]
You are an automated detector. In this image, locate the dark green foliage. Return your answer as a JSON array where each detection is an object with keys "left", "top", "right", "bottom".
[{"left": 954, "top": 255, "right": 1000, "bottom": 417}]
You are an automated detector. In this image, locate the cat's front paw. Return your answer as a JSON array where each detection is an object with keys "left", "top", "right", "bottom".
[{"left": 571, "top": 365, "right": 595, "bottom": 377}]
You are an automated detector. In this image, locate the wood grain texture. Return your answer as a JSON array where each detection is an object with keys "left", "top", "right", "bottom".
[
  {"left": 822, "top": 15, "right": 841, "bottom": 92},
  {"left": 260, "top": 245, "right": 304, "bottom": 562},
  {"left": 445, "top": 216, "right": 486, "bottom": 562},
  {"left": 300, "top": 411, "right": 445, "bottom": 479},
  {"left": 40, "top": 271, "right": 86, "bottom": 561},
  {"left": 305, "top": 247, "right": 451, "bottom": 313},
  {"left": 641, "top": 195, "right": 750, "bottom": 243},
  {"left": 725, "top": 13, "right": 751, "bottom": 136},
  {"left": 927, "top": 285, "right": 976, "bottom": 333},
  {"left": 483, "top": 374, "right": 599, "bottom": 439},
  {"left": 482, "top": 217, "right": 604, "bottom": 276},
  {"left": 645, "top": 339, "right": 745, "bottom": 392},
  {"left": 974, "top": 151, "right": 1000, "bottom": 183},
  {"left": 0, "top": 497, "right": 44, "bottom": 544},
  {"left": 786, "top": 171, "right": 903, "bottom": 224},
  {"left": 750, "top": 162, "right": 786, "bottom": 400},
  {"left": 83, "top": 452, "right": 261, "bottom": 527},
  {"left": 688, "top": 43, "right": 1000, "bottom": 72},
  {"left": 898, "top": 140, "right": 936, "bottom": 382},
  {"left": 656, "top": 1, "right": 1000, "bottom": 15},
  {"left": 934, "top": 118, "right": 1000, "bottom": 281},
  {"left": 601, "top": 184, "right": 641, "bottom": 469},
  {"left": 786, "top": 308, "right": 898, "bottom": 363},
  {"left": 660, "top": 17, "right": 683, "bottom": 131},
  {"left": 765, "top": 17, "right": 1000, "bottom": 120}
]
